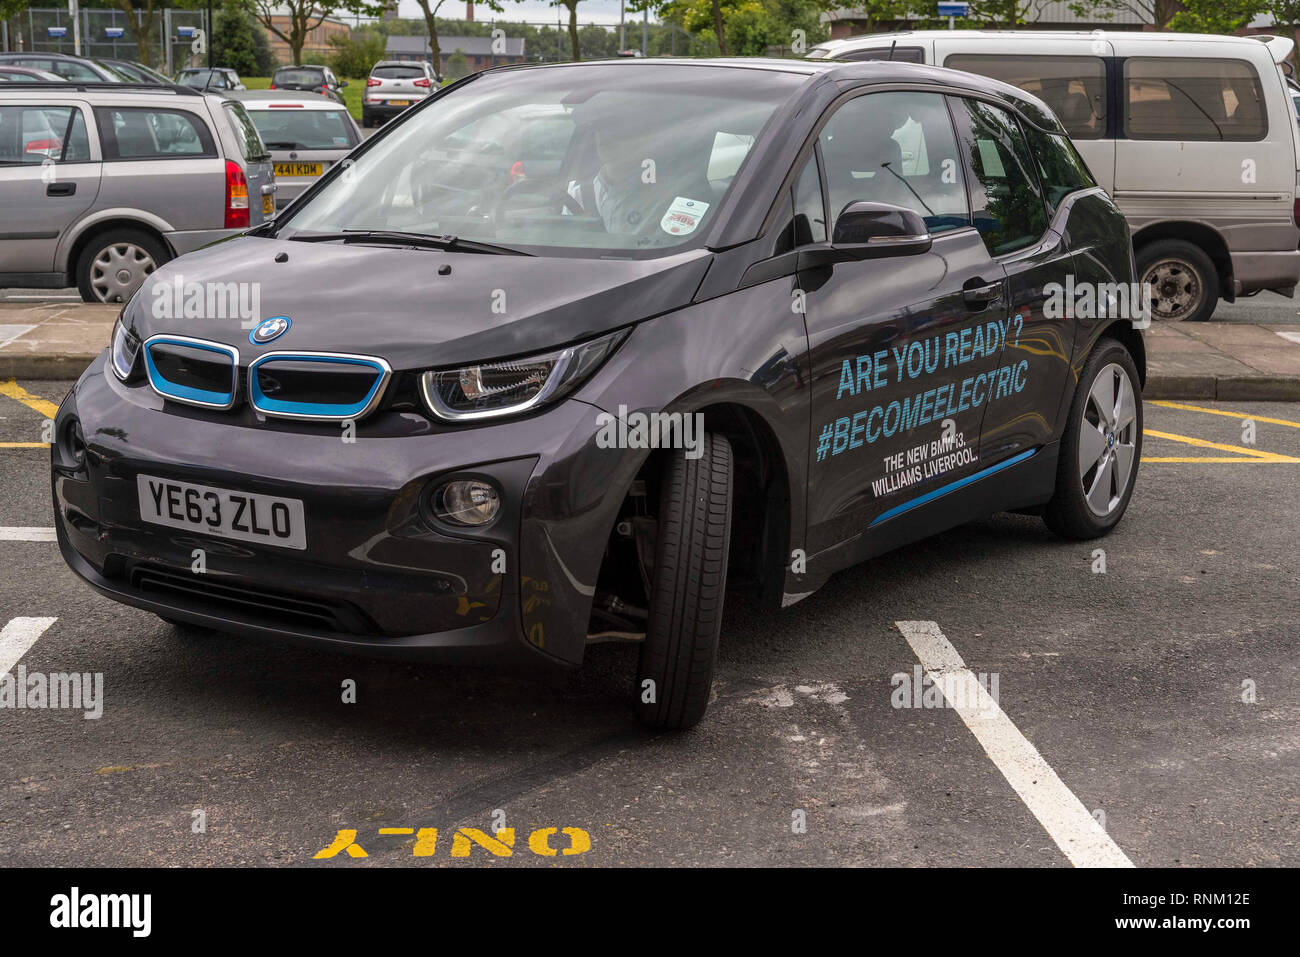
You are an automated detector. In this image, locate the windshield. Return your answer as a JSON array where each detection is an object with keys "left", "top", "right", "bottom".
[
  {"left": 372, "top": 65, "right": 424, "bottom": 79},
  {"left": 180, "top": 69, "right": 227, "bottom": 88},
  {"left": 276, "top": 64, "right": 803, "bottom": 257},
  {"left": 223, "top": 102, "right": 270, "bottom": 161},
  {"left": 246, "top": 106, "right": 357, "bottom": 150}
]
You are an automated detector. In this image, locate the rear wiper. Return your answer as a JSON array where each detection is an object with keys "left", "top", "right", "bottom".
[
  {"left": 286, "top": 229, "right": 532, "bottom": 256},
  {"left": 263, "top": 141, "right": 307, "bottom": 150}
]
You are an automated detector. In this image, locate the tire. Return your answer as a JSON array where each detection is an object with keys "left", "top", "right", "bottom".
[
  {"left": 635, "top": 433, "right": 733, "bottom": 731},
  {"left": 1136, "top": 238, "right": 1219, "bottom": 322},
  {"left": 362, "top": 112, "right": 372, "bottom": 128},
  {"left": 76, "top": 228, "right": 170, "bottom": 304},
  {"left": 1043, "top": 338, "right": 1143, "bottom": 540},
  {"left": 157, "top": 614, "right": 208, "bottom": 636}
]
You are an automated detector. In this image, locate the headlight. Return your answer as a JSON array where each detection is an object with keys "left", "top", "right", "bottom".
[
  {"left": 419, "top": 329, "right": 626, "bottom": 421},
  {"left": 110, "top": 316, "right": 141, "bottom": 381}
]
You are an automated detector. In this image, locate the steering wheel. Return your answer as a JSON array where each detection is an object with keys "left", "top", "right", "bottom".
[{"left": 491, "top": 178, "right": 586, "bottom": 228}]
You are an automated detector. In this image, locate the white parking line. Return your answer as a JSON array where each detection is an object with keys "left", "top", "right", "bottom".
[
  {"left": 894, "top": 620, "right": 1134, "bottom": 868},
  {"left": 0, "top": 617, "right": 58, "bottom": 676},
  {"left": 1276, "top": 331, "right": 1300, "bottom": 345},
  {"left": 0, "top": 527, "right": 56, "bottom": 542},
  {"left": 0, "top": 324, "right": 35, "bottom": 348}
]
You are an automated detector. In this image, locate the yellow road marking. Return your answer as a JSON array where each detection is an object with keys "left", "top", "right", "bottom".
[
  {"left": 0, "top": 379, "right": 58, "bottom": 419},
  {"left": 1149, "top": 400, "right": 1300, "bottom": 430},
  {"left": 1144, "top": 428, "right": 1300, "bottom": 463},
  {"left": 0, "top": 442, "right": 49, "bottom": 449}
]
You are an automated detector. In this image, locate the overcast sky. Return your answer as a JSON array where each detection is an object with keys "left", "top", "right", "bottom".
[{"left": 392, "top": 0, "right": 652, "bottom": 27}]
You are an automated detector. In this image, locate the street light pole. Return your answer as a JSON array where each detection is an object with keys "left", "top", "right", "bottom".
[
  {"left": 208, "top": 0, "right": 213, "bottom": 68},
  {"left": 619, "top": 0, "right": 624, "bottom": 52}
]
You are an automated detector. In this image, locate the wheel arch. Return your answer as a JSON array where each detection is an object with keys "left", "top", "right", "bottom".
[
  {"left": 62, "top": 216, "right": 174, "bottom": 286},
  {"left": 1131, "top": 221, "right": 1233, "bottom": 303}
]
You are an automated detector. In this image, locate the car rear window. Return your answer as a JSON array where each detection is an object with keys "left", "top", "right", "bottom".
[
  {"left": 945, "top": 54, "right": 1107, "bottom": 140},
  {"left": 372, "top": 65, "right": 424, "bottom": 79},
  {"left": 223, "top": 101, "right": 271, "bottom": 161},
  {"left": 246, "top": 107, "right": 357, "bottom": 150},
  {"left": 275, "top": 69, "right": 326, "bottom": 86}
]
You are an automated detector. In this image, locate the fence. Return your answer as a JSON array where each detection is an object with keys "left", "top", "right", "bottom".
[{"left": 3, "top": 7, "right": 211, "bottom": 75}]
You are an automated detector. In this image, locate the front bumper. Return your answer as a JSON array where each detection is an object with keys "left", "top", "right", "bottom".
[{"left": 52, "top": 354, "right": 638, "bottom": 669}]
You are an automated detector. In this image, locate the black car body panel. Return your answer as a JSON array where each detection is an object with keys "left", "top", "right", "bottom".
[{"left": 53, "top": 58, "right": 1142, "bottom": 675}]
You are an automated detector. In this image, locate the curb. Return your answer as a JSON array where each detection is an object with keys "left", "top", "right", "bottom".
[{"left": 0, "top": 355, "right": 100, "bottom": 381}]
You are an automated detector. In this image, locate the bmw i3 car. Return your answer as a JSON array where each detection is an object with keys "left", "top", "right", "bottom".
[{"left": 52, "top": 58, "right": 1144, "bottom": 729}]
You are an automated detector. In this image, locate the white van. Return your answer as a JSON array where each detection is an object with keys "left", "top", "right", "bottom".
[{"left": 808, "top": 31, "right": 1300, "bottom": 322}]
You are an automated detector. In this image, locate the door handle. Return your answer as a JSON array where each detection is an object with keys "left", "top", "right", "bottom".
[
  {"left": 963, "top": 278, "right": 1002, "bottom": 309},
  {"left": 46, "top": 182, "right": 76, "bottom": 197}
]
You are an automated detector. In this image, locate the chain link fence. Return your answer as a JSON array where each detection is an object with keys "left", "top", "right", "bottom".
[{"left": 2, "top": 7, "right": 212, "bottom": 75}]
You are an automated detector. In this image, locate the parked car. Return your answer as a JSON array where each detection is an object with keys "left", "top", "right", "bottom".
[
  {"left": 0, "top": 82, "right": 274, "bottom": 302},
  {"left": 0, "top": 52, "right": 122, "bottom": 83},
  {"left": 0, "top": 65, "right": 65, "bottom": 83},
  {"left": 808, "top": 30, "right": 1300, "bottom": 322},
  {"left": 100, "top": 59, "right": 172, "bottom": 85},
  {"left": 362, "top": 60, "right": 437, "bottom": 127},
  {"left": 271, "top": 65, "right": 345, "bottom": 104},
  {"left": 176, "top": 67, "right": 245, "bottom": 92},
  {"left": 52, "top": 58, "right": 1143, "bottom": 729},
  {"left": 230, "top": 90, "right": 360, "bottom": 209}
]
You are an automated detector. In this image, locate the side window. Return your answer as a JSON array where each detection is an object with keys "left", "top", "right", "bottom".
[
  {"left": 950, "top": 97, "right": 1049, "bottom": 256},
  {"left": 1023, "top": 124, "right": 1096, "bottom": 212},
  {"left": 0, "top": 105, "right": 86, "bottom": 164},
  {"left": 944, "top": 54, "right": 1107, "bottom": 140},
  {"left": 793, "top": 153, "right": 826, "bottom": 245},
  {"left": 1124, "top": 57, "right": 1266, "bottom": 141},
  {"left": 95, "top": 107, "right": 216, "bottom": 160},
  {"left": 817, "top": 90, "right": 970, "bottom": 238},
  {"left": 52, "top": 60, "right": 101, "bottom": 83}
]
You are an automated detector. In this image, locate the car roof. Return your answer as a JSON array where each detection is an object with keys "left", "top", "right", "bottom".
[
  {"left": 0, "top": 82, "right": 215, "bottom": 104},
  {"left": 229, "top": 90, "right": 346, "bottom": 109},
  {"left": 480, "top": 57, "right": 1063, "bottom": 131}
]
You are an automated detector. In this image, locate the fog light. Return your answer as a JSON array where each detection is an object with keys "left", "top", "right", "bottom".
[
  {"left": 433, "top": 480, "right": 500, "bottom": 526},
  {"left": 61, "top": 417, "right": 86, "bottom": 467}
]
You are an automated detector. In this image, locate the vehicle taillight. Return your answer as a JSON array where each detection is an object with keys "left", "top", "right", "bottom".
[
  {"left": 268, "top": 83, "right": 276, "bottom": 89},
  {"left": 320, "top": 84, "right": 329, "bottom": 92},
  {"left": 366, "top": 77, "right": 381, "bottom": 87},
  {"left": 225, "top": 159, "right": 249, "bottom": 229},
  {"left": 414, "top": 77, "right": 430, "bottom": 87}
]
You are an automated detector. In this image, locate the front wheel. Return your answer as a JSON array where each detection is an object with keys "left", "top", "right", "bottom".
[
  {"left": 1137, "top": 238, "right": 1219, "bottom": 322},
  {"left": 1043, "top": 338, "right": 1143, "bottom": 539},
  {"left": 635, "top": 433, "right": 733, "bottom": 731}
]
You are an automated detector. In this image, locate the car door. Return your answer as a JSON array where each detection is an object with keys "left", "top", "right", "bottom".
[
  {"left": 0, "top": 100, "right": 100, "bottom": 275},
  {"left": 799, "top": 89, "right": 1011, "bottom": 554},
  {"left": 947, "top": 95, "right": 1076, "bottom": 463}
]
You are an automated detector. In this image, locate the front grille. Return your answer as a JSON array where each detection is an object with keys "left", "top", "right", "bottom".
[
  {"left": 248, "top": 352, "right": 390, "bottom": 421},
  {"left": 144, "top": 336, "right": 239, "bottom": 410},
  {"left": 127, "top": 562, "right": 374, "bottom": 635}
]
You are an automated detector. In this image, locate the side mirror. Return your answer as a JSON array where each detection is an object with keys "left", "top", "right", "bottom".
[
  {"left": 339, "top": 79, "right": 349, "bottom": 88},
  {"left": 830, "top": 201, "right": 932, "bottom": 259}
]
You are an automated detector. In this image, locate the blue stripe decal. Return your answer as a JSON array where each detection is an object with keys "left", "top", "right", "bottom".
[
  {"left": 869, "top": 448, "right": 1037, "bottom": 527},
  {"left": 145, "top": 338, "right": 235, "bottom": 407},
  {"left": 250, "top": 354, "right": 385, "bottom": 418}
]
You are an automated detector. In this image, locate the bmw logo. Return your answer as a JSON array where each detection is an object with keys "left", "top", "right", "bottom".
[{"left": 250, "top": 316, "right": 291, "bottom": 344}]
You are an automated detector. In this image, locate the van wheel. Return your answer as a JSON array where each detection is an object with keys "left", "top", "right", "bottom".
[
  {"left": 1137, "top": 239, "right": 1219, "bottom": 322},
  {"left": 77, "top": 229, "right": 169, "bottom": 304},
  {"left": 1043, "top": 338, "right": 1143, "bottom": 540},
  {"left": 635, "top": 433, "right": 732, "bottom": 731}
]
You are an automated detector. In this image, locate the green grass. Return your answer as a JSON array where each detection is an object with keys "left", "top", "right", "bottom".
[{"left": 242, "top": 77, "right": 365, "bottom": 122}]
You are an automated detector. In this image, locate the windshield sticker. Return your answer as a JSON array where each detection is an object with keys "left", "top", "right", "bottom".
[{"left": 661, "top": 196, "right": 709, "bottom": 236}]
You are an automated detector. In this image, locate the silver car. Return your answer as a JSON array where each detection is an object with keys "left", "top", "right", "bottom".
[
  {"left": 362, "top": 60, "right": 438, "bottom": 128},
  {"left": 229, "top": 90, "right": 360, "bottom": 210},
  {"left": 0, "top": 82, "right": 275, "bottom": 302}
]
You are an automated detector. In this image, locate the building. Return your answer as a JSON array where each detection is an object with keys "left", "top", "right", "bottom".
[
  {"left": 384, "top": 34, "right": 526, "bottom": 74},
  {"left": 262, "top": 14, "right": 352, "bottom": 64}
]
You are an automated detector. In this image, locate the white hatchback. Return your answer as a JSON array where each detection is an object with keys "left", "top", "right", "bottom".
[{"left": 230, "top": 90, "right": 361, "bottom": 211}]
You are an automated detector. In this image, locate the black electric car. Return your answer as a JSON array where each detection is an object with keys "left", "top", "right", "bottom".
[{"left": 52, "top": 58, "right": 1143, "bottom": 729}]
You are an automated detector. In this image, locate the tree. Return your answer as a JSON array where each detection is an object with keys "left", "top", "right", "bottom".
[
  {"left": 446, "top": 47, "right": 469, "bottom": 78},
  {"left": 1269, "top": 1, "right": 1300, "bottom": 62},
  {"left": 1167, "top": 0, "right": 1262, "bottom": 31},
  {"left": 248, "top": 0, "right": 385, "bottom": 67},
  {"left": 555, "top": 0, "right": 584, "bottom": 60},
  {"left": 84, "top": 0, "right": 167, "bottom": 68},
  {"left": 213, "top": 0, "right": 273, "bottom": 75},
  {"left": 326, "top": 26, "right": 384, "bottom": 76},
  {"left": 1070, "top": 0, "right": 1190, "bottom": 30}
]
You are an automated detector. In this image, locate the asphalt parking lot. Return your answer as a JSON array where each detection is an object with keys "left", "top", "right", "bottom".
[{"left": 1, "top": 378, "right": 1297, "bottom": 867}]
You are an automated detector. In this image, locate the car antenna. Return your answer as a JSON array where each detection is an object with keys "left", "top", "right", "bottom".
[{"left": 887, "top": 40, "right": 897, "bottom": 61}]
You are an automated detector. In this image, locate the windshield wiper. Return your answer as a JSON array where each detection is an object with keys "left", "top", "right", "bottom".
[
  {"left": 262, "top": 141, "right": 308, "bottom": 150},
  {"left": 286, "top": 229, "right": 532, "bottom": 256}
]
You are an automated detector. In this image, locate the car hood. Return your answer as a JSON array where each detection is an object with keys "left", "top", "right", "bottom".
[{"left": 125, "top": 236, "right": 714, "bottom": 369}]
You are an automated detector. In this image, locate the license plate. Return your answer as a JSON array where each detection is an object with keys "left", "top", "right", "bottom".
[
  {"left": 388, "top": 99, "right": 410, "bottom": 107},
  {"left": 262, "top": 194, "right": 274, "bottom": 215},
  {"left": 137, "top": 474, "right": 307, "bottom": 550},
  {"left": 273, "top": 162, "right": 322, "bottom": 178}
]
